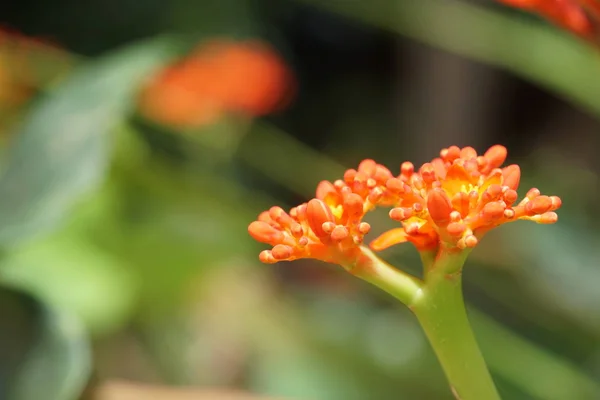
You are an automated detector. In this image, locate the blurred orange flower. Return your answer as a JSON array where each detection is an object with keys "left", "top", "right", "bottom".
[
  {"left": 0, "top": 27, "right": 69, "bottom": 113},
  {"left": 498, "top": 0, "right": 600, "bottom": 41},
  {"left": 248, "top": 145, "right": 562, "bottom": 265},
  {"left": 139, "top": 39, "right": 294, "bottom": 129}
]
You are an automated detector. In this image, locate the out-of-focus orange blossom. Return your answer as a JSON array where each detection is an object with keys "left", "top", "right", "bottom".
[
  {"left": 0, "top": 27, "right": 70, "bottom": 117},
  {"left": 498, "top": 0, "right": 600, "bottom": 41},
  {"left": 138, "top": 39, "right": 294, "bottom": 129},
  {"left": 248, "top": 145, "right": 562, "bottom": 265}
]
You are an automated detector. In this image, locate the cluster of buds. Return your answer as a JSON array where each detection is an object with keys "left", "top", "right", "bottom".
[
  {"left": 248, "top": 196, "right": 371, "bottom": 264},
  {"left": 370, "top": 145, "right": 560, "bottom": 252},
  {"left": 138, "top": 39, "right": 294, "bottom": 129},
  {"left": 498, "top": 0, "right": 600, "bottom": 42},
  {"left": 248, "top": 145, "right": 561, "bottom": 265}
]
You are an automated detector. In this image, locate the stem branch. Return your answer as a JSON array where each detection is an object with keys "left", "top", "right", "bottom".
[{"left": 348, "top": 247, "right": 423, "bottom": 306}]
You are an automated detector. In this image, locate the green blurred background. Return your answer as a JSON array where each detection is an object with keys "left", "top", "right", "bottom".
[{"left": 1, "top": 0, "right": 600, "bottom": 399}]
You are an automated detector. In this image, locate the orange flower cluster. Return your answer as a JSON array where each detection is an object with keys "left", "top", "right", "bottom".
[
  {"left": 248, "top": 145, "right": 562, "bottom": 264},
  {"left": 498, "top": 0, "right": 600, "bottom": 40},
  {"left": 139, "top": 39, "right": 294, "bottom": 129}
]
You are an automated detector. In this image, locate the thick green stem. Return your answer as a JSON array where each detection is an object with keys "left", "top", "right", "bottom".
[
  {"left": 352, "top": 248, "right": 500, "bottom": 399},
  {"left": 412, "top": 252, "right": 500, "bottom": 400}
]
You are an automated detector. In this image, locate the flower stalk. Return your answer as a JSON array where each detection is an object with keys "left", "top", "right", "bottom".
[
  {"left": 349, "top": 247, "right": 499, "bottom": 399},
  {"left": 413, "top": 271, "right": 500, "bottom": 400},
  {"left": 344, "top": 247, "right": 422, "bottom": 306}
]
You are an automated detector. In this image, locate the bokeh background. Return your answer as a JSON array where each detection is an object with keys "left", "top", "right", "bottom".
[{"left": 1, "top": 0, "right": 600, "bottom": 399}]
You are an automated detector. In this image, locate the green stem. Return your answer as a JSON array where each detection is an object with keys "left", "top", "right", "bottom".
[
  {"left": 354, "top": 249, "right": 499, "bottom": 399},
  {"left": 413, "top": 274, "right": 499, "bottom": 399},
  {"left": 348, "top": 247, "right": 423, "bottom": 306},
  {"left": 412, "top": 251, "right": 500, "bottom": 400}
]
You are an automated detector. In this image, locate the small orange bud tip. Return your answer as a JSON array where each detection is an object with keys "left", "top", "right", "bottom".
[
  {"left": 358, "top": 222, "right": 371, "bottom": 234},
  {"left": 358, "top": 159, "right": 377, "bottom": 175},
  {"left": 331, "top": 226, "right": 349, "bottom": 242},
  {"left": 272, "top": 244, "right": 292, "bottom": 260},
  {"left": 291, "top": 223, "right": 303, "bottom": 238},
  {"left": 526, "top": 188, "right": 541, "bottom": 199},
  {"left": 538, "top": 212, "right": 559, "bottom": 224},
  {"left": 390, "top": 207, "right": 411, "bottom": 221},
  {"left": 484, "top": 145, "right": 507, "bottom": 169},
  {"left": 386, "top": 178, "right": 404, "bottom": 192},
  {"left": 465, "top": 235, "right": 478, "bottom": 248},
  {"left": 449, "top": 211, "right": 462, "bottom": 222},
  {"left": 248, "top": 221, "right": 284, "bottom": 245},
  {"left": 322, "top": 221, "right": 335, "bottom": 234},
  {"left": 343, "top": 169, "right": 357, "bottom": 183},
  {"left": 269, "top": 206, "right": 285, "bottom": 221},
  {"left": 526, "top": 196, "right": 553, "bottom": 214},
  {"left": 316, "top": 180, "right": 336, "bottom": 200},
  {"left": 259, "top": 250, "right": 274, "bottom": 263},
  {"left": 482, "top": 202, "right": 505, "bottom": 220},
  {"left": 460, "top": 146, "right": 477, "bottom": 159},
  {"left": 503, "top": 189, "right": 518, "bottom": 204},
  {"left": 420, "top": 163, "right": 436, "bottom": 184},
  {"left": 344, "top": 193, "right": 365, "bottom": 218},
  {"left": 550, "top": 196, "right": 562, "bottom": 210},
  {"left": 368, "top": 187, "right": 384, "bottom": 203},
  {"left": 401, "top": 162, "right": 414, "bottom": 176},
  {"left": 442, "top": 146, "right": 461, "bottom": 162}
]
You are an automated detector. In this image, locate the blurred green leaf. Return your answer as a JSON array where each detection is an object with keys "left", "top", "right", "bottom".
[
  {"left": 296, "top": 0, "right": 600, "bottom": 118},
  {"left": 0, "top": 234, "right": 138, "bottom": 336},
  {"left": 474, "top": 309, "right": 600, "bottom": 400},
  {"left": 0, "top": 37, "right": 174, "bottom": 246},
  {"left": 506, "top": 223, "right": 600, "bottom": 331},
  {"left": 252, "top": 351, "right": 367, "bottom": 400},
  {"left": 0, "top": 286, "right": 91, "bottom": 400},
  {"left": 238, "top": 123, "right": 346, "bottom": 196}
]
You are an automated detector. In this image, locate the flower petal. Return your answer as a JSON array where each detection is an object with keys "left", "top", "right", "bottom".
[{"left": 369, "top": 228, "right": 408, "bottom": 251}]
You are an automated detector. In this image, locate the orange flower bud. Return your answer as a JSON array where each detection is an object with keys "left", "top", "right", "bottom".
[
  {"left": 502, "top": 165, "right": 521, "bottom": 190},
  {"left": 343, "top": 193, "right": 364, "bottom": 219},
  {"left": 248, "top": 221, "right": 284, "bottom": 245},
  {"left": 427, "top": 189, "right": 453, "bottom": 227},
  {"left": 525, "top": 196, "right": 553, "bottom": 215},
  {"left": 306, "top": 199, "right": 336, "bottom": 238},
  {"left": 483, "top": 145, "right": 507, "bottom": 170},
  {"left": 316, "top": 180, "right": 337, "bottom": 200},
  {"left": 271, "top": 244, "right": 293, "bottom": 260}
]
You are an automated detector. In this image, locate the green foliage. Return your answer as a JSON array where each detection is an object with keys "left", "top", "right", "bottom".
[
  {"left": 0, "top": 286, "right": 90, "bottom": 400},
  {"left": 0, "top": 37, "right": 173, "bottom": 246}
]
